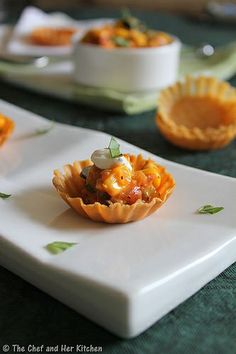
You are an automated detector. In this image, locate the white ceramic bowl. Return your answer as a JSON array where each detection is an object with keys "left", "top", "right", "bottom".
[{"left": 73, "top": 35, "right": 181, "bottom": 92}]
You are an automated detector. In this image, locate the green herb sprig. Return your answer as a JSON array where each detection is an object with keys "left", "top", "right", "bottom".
[
  {"left": 197, "top": 205, "right": 224, "bottom": 215},
  {"left": 0, "top": 192, "right": 11, "bottom": 199},
  {"left": 108, "top": 137, "right": 122, "bottom": 158},
  {"left": 112, "top": 36, "right": 129, "bottom": 47},
  {"left": 35, "top": 121, "right": 55, "bottom": 136},
  {"left": 120, "top": 8, "right": 146, "bottom": 31},
  {"left": 46, "top": 241, "right": 77, "bottom": 255}
]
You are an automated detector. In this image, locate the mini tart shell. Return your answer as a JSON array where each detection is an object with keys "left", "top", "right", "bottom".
[
  {"left": 156, "top": 76, "right": 236, "bottom": 150},
  {"left": 52, "top": 155, "right": 175, "bottom": 224},
  {"left": 0, "top": 114, "right": 15, "bottom": 147}
]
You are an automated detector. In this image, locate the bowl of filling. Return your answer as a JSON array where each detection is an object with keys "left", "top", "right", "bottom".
[{"left": 73, "top": 13, "right": 181, "bottom": 92}]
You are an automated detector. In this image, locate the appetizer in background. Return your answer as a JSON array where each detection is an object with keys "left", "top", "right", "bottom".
[{"left": 30, "top": 27, "right": 78, "bottom": 46}]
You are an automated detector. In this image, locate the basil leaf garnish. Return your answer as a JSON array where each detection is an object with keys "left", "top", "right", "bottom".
[
  {"left": 112, "top": 36, "right": 129, "bottom": 47},
  {"left": 35, "top": 121, "right": 54, "bottom": 136},
  {"left": 108, "top": 137, "right": 122, "bottom": 158},
  {"left": 121, "top": 8, "right": 146, "bottom": 31},
  {"left": 197, "top": 205, "right": 224, "bottom": 215},
  {"left": 0, "top": 192, "right": 11, "bottom": 199},
  {"left": 46, "top": 241, "right": 77, "bottom": 255}
]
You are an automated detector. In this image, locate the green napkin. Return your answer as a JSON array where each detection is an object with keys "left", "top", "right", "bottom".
[{"left": 2, "top": 42, "right": 236, "bottom": 114}]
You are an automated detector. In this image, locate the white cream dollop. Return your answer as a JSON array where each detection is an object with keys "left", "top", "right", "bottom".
[{"left": 91, "top": 148, "right": 132, "bottom": 170}]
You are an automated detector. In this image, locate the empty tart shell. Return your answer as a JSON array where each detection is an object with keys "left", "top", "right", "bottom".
[
  {"left": 156, "top": 76, "right": 236, "bottom": 150},
  {"left": 0, "top": 113, "right": 15, "bottom": 147},
  {"left": 52, "top": 155, "right": 175, "bottom": 224}
]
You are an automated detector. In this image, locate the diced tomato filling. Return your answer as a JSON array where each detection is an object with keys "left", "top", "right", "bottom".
[
  {"left": 80, "top": 158, "right": 162, "bottom": 205},
  {"left": 81, "top": 20, "right": 172, "bottom": 49}
]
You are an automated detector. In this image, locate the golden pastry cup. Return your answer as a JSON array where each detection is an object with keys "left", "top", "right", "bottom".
[
  {"left": 156, "top": 76, "right": 236, "bottom": 150},
  {"left": 30, "top": 27, "right": 77, "bottom": 46},
  {"left": 52, "top": 155, "right": 175, "bottom": 224},
  {"left": 0, "top": 114, "right": 15, "bottom": 147}
]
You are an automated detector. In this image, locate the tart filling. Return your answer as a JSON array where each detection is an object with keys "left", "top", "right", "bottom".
[
  {"left": 80, "top": 153, "right": 162, "bottom": 206},
  {"left": 77, "top": 138, "right": 162, "bottom": 205},
  {"left": 81, "top": 13, "right": 173, "bottom": 49}
]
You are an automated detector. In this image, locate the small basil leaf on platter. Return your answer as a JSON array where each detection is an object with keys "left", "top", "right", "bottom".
[
  {"left": 197, "top": 204, "right": 224, "bottom": 214},
  {"left": 46, "top": 241, "right": 77, "bottom": 255},
  {"left": 0, "top": 192, "right": 11, "bottom": 199},
  {"left": 35, "top": 121, "right": 55, "bottom": 136}
]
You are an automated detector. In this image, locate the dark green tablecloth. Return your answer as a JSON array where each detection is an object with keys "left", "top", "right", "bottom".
[{"left": 0, "top": 7, "right": 236, "bottom": 354}]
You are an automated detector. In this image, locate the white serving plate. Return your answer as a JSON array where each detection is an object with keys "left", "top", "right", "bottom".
[{"left": 0, "top": 99, "right": 235, "bottom": 338}]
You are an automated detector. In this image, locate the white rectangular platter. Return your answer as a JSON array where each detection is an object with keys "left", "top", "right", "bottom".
[{"left": 0, "top": 99, "right": 235, "bottom": 338}]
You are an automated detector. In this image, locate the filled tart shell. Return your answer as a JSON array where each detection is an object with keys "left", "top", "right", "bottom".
[{"left": 52, "top": 155, "right": 175, "bottom": 224}]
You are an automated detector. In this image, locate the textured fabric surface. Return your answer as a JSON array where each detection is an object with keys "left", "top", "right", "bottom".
[{"left": 0, "top": 7, "right": 236, "bottom": 354}]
